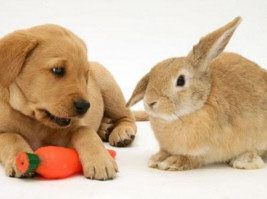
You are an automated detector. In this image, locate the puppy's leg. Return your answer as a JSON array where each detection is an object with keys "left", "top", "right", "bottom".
[
  {"left": 108, "top": 118, "right": 136, "bottom": 147},
  {"left": 157, "top": 155, "right": 203, "bottom": 171},
  {"left": 148, "top": 150, "right": 171, "bottom": 168},
  {"left": 91, "top": 62, "right": 137, "bottom": 147},
  {"left": 97, "top": 116, "right": 114, "bottom": 142},
  {"left": 230, "top": 151, "right": 264, "bottom": 169},
  {"left": 0, "top": 133, "right": 34, "bottom": 178},
  {"left": 71, "top": 127, "right": 118, "bottom": 180}
]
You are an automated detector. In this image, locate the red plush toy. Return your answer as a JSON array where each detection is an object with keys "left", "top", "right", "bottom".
[{"left": 16, "top": 146, "right": 116, "bottom": 179}]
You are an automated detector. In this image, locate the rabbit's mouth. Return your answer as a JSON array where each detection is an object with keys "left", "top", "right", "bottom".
[
  {"left": 144, "top": 104, "right": 179, "bottom": 122},
  {"left": 147, "top": 111, "right": 179, "bottom": 122}
]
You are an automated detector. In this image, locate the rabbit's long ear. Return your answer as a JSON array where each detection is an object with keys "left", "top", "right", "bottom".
[
  {"left": 187, "top": 17, "right": 242, "bottom": 71},
  {"left": 126, "top": 73, "right": 150, "bottom": 107},
  {"left": 0, "top": 30, "right": 38, "bottom": 87}
]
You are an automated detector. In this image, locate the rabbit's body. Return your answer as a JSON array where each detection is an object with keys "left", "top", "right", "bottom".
[
  {"left": 150, "top": 52, "right": 267, "bottom": 167},
  {"left": 128, "top": 17, "right": 267, "bottom": 170}
]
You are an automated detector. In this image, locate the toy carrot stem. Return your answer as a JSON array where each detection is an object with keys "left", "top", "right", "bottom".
[{"left": 16, "top": 152, "right": 40, "bottom": 174}]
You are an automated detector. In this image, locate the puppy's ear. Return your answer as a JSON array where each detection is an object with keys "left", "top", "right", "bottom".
[
  {"left": 187, "top": 17, "right": 242, "bottom": 71},
  {"left": 0, "top": 30, "right": 38, "bottom": 87},
  {"left": 126, "top": 73, "right": 150, "bottom": 107}
]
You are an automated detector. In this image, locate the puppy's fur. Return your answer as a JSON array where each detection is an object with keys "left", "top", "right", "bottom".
[
  {"left": 0, "top": 24, "right": 136, "bottom": 180},
  {"left": 127, "top": 17, "right": 267, "bottom": 170}
]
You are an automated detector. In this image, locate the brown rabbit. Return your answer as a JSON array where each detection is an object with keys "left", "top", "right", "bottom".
[{"left": 127, "top": 17, "right": 267, "bottom": 171}]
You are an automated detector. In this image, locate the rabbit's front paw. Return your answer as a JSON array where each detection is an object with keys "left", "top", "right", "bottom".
[
  {"left": 148, "top": 151, "right": 170, "bottom": 168},
  {"left": 157, "top": 155, "right": 199, "bottom": 171},
  {"left": 230, "top": 152, "right": 264, "bottom": 170},
  {"left": 109, "top": 122, "right": 136, "bottom": 147}
]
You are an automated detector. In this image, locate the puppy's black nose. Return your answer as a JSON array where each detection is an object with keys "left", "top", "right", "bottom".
[{"left": 74, "top": 99, "right": 90, "bottom": 115}]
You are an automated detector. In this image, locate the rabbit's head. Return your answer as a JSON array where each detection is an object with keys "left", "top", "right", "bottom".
[{"left": 127, "top": 17, "right": 242, "bottom": 121}]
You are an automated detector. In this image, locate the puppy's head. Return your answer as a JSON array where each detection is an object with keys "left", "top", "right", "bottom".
[{"left": 0, "top": 24, "right": 91, "bottom": 128}]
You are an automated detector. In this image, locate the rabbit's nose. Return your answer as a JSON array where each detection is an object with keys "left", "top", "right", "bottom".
[{"left": 148, "top": 101, "right": 158, "bottom": 109}]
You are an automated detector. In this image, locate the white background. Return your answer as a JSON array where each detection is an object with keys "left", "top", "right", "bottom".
[{"left": 0, "top": 0, "right": 267, "bottom": 199}]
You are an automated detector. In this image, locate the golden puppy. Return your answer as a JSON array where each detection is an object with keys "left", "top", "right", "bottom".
[{"left": 0, "top": 24, "right": 137, "bottom": 180}]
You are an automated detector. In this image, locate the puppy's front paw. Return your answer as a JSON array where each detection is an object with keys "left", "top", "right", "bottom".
[
  {"left": 148, "top": 151, "right": 170, "bottom": 168},
  {"left": 157, "top": 155, "right": 198, "bottom": 171},
  {"left": 109, "top": 123, "right": 136, "bottom": 147},
  {"left": 82, "top": 152, "right": 118, "bottom": 180}
]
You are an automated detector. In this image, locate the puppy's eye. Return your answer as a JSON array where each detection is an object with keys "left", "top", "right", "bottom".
[
  {"left": 176, "top": 75, "right": 185, "bottom": 87},
  {"left": 51, "top": 67, "right": 65, "bottom": 77}
]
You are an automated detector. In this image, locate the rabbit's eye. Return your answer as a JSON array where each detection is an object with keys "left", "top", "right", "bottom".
[{"left": 176, "top": 75, "right": 185, "bottom": 86}]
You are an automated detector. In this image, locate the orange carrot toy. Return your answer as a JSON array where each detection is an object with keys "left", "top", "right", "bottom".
[{"left": 16, "top": 146, "right": 116, "bottom": 179}]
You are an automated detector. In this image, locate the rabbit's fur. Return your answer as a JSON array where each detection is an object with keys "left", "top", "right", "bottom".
[{"left": 127, "top": 17, "right": 267, "bottom": 170}]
